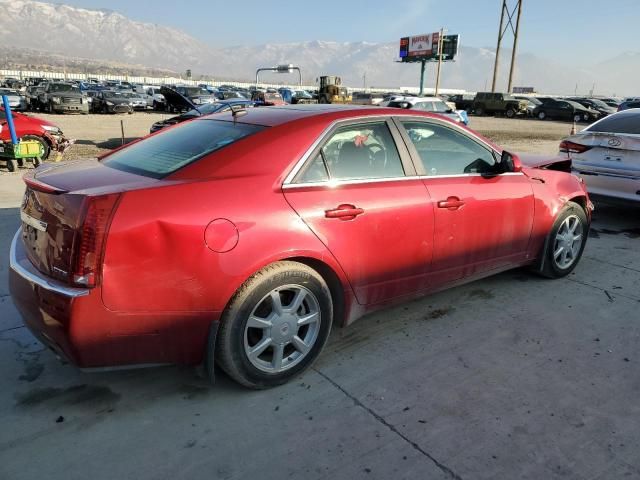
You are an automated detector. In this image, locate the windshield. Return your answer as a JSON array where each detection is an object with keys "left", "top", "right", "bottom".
[
  {"left": 587, "top": 99, "right": 609, "bottom": 109},
  {"left": 186, "top": 87, "right": 210, "bottom": 97},
  {"left": 295, "top": 90, "right": 312, "bottom": 98},
  {"left": 49, "top": 84, "right": 79, "bottom": 93},
  {"left": 586, "top": 111, "right": 640, "bottom": 135},
  {"left": 104, "top": 91, "right": 129, "bottom": 99},
  {"left": 185, "top": 103, "right": 224, "bottom": 116},
  {"left": 103, "top": 119, "right": 265, "bottom": 178},
  {"left": 265, "top": 93, "right": 282, "bottom": 101}
]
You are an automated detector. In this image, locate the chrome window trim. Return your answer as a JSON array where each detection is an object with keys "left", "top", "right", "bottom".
[
  {"left": 9, "top": 229, "right": 90, "bottom": 298},
  {"left": 282, "top": 113, "right": 506, "bottom": 187},
  {"left": 282, "top": 172, "right": 525, "bottom": 190}
]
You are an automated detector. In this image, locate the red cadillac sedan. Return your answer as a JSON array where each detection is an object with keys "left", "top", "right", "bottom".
[{"left": 10, "top": 105, "right": 591, "bottom": 388}]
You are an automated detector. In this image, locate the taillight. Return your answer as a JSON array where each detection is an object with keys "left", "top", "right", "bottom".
[
  {"left": 73, "top": 194, "right": 120, "bottom": 287},
  {"left": 559, "top": 140, "right": 592, "bottom": 155}
]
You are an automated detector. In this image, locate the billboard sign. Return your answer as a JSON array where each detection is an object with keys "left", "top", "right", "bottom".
[
  {"left": 400, "top": 32, "right": 439, "bottom": 59},
  {"left": 399, "top": 33, "right": 459, "bottom": 62}
]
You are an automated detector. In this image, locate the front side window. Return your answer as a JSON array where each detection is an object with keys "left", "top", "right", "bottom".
[
  {"left": 401, "top": 121, "right": 496, "bottom": 176},
  {"left": 297, "top": 121, "right": 405, "bottom": 183}
]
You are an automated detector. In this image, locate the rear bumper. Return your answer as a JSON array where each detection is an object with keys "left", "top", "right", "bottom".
[
  {"left": 574, "top": 169, "right": 640, "bottom": 202},
  {"left": 9, "top": 229, "right": 218, "bottom": 369}
]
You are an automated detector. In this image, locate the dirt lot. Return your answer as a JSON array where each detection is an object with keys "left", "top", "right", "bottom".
[{"left": 1, "top": 111, "right": 577, "bottom": 174}]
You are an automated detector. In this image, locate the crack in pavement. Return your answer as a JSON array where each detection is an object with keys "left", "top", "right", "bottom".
[
  {"left": 585, "top": 256, "right": 640, "bottom": 274},
  {"left": 313, "top": 367, "right": 463, "bottom": 480},
  {"left": 567, "top": 277, "right": 640, "bottom": 303},
  {"left": 0, "top": 325, "right": 25, "bottom": 334}
]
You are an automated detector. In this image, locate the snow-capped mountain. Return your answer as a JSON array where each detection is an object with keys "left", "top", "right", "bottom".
[{"left": 1, "top": 0, "right": 637, "bottom": 95}]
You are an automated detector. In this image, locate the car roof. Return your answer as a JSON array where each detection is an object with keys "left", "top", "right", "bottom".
[{"left": 195, "top": 104, "right": 449, "bottom": 127}]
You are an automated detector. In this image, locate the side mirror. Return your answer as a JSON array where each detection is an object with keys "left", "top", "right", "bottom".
[{"left": 501, "top": 150, "right": 522, "bottom": 173}]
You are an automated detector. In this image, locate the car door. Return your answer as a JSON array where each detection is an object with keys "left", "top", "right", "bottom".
[
  {"left": 283, "top": 118, "right": 435, "bottom": 306},
  {"left": 395, "top": 117, "right": 535, "bottom": 284}
]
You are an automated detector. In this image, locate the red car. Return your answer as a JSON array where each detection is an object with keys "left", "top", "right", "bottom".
[
  {"left": 9, "top": 105, "right": 592, "bottom": 388},
  {"left": 0, "top": 107, "right": 70, "bottom": 161}
]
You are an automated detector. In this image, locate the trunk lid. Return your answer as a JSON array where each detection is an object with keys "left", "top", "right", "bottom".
[
  {"left": 20, "top": 159, "right": 159, "bottom": 284},
  {"left": 568, "top": 132, "right": 640, "bottom": 178}
]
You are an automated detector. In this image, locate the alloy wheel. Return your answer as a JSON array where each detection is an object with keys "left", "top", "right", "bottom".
[
  {"left": 552, "top": 214, "right": 584, "bottom": 269},
  {"left": 243, "top": 285, "right": 321, "bottom": 373}
]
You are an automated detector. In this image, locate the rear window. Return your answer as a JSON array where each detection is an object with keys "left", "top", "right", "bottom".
[
  {"left": 102, "top": 119, "right": 265, "bottom": 178},
  {"left": 586, "top": 111, "right": 640, "bottom": 135}
]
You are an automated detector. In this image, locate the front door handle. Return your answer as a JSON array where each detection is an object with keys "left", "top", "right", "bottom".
[
  {"left": 437, "top": 196, "right": 465, "bottom": 210},
  {"left": 325, "top": 204, "right": 365, "bottom": 220}
]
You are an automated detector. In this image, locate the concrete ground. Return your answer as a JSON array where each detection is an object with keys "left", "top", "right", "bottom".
[{"left": 1, "top": 172, "right": 640, "bottom": 479}]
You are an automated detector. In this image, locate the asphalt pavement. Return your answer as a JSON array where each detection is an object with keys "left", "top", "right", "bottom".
[{"left": 1, "top": 172, "right": 639, "bottom": 480}]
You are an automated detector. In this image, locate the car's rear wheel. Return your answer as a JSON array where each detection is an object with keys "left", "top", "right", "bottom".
[
  {"left": 540, "top": 202, "right": 588, "bottom": 278},
  {"left": 475, "top": 105, "right": 485, "bottom": 116},
  {"left": 506, "top": 108, "right": 516, "bottom": 118},
  {"left": 213, "top": 261, "right": 333, "bottom": 389},
  {"left": 537, "top": 111, "right": 547, "bottom": 120}
]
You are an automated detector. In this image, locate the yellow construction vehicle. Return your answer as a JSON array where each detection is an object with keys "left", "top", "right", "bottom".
[{"left": 317, "top": 76, "right": 351, "bottom": 104}]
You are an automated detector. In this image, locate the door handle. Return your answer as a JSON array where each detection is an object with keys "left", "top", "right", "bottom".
[
  {"left": 325, "top": 204, "right": 365, "bottom": 220},
  {"left": 437, "top": 196, "right": 465, "bottom": 210}
]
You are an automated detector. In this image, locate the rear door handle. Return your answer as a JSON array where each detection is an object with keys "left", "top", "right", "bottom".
[
  {"left": 437, "top": 196, "right": 465, "bottom": 210},
  {"left": 325, "top": 204, "right": 365, "bottom": 220}
]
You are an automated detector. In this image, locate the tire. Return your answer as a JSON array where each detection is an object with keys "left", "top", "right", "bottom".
[
  {"left": 475, "top": 105, "right": 485, "bottom": 116},
  {"left": 539, "top": 202, "right": 588, "bottom": 278},
  {"left": 6, "top": 159, "right": 18, "bottom": 172},
  {"left": 214, "top": 261, "right": 333, "bottom": 389},
  {"left": 537, "top": 110, "right": 547, "bottom": 120},
  {"left": 21, "top": 135, "right": 50, "bottom": 161},
  {"left": 582, "top": 113, "right": 590, "bottom": 122},
  {"left": 506, "top": 108, "right": 516, "bottom": 118},
  {"left": 573, "top": 113, "right": 582, "bottom": 123}
]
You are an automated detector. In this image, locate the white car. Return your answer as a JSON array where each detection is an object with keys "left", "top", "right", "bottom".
[
  {"left": 560, "top": 108, "right": 640, "bottom": 203},
  {"left": 0, "top": 88, "right": 27, "bottom": 111},
  {"left": 145, "top": 86, "right": 166, "bottom": 110},
  {"left": 381, "top": 96, "right": 469, "bottom": 125}
]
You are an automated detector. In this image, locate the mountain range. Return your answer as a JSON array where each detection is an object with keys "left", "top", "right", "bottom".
[{"left": 1, "top": 0, "right": 637, "bottom": 95}]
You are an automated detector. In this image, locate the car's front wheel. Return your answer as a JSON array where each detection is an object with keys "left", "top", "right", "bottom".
[
  {"left": 213, "top": 261, "right": 333, "bottom": 389},
  {"left": 537, "top": 111, "right": 547, "bottom": 120},
  {"left": 506, "top": 108, "right": 516, "bottom": 118},
  {"left": 540, "top": 201, "right": 588, "bottom": 278}
]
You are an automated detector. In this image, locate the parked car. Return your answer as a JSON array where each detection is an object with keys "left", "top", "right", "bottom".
[
  {"left": 278, "top": 88, "right": 317, "bottom": 104},
  {"left": 533, "top": 99, "right": 599, "bottom": 122},
  {"left": 513, "top": 95, "right": 542, "bottom": 116},
  {"left": 0, "top": 107, "right": 71, "bottom": 160},
  {"left": 91, "top": 90, "right": 134, "bottom": 114},
  {"left": 9, "top": 105, "right": 591, "bottom": 388},
  {"left": 24, "top": 86, "right": 45, "bottom": 111},
  {"left": 251, "top": 91, "right": 286, "bottom": 106},
  {"left": 128, "top": 92, "right": 149, "bottom": 110},
  {"left": 145, "top": 86, "right": 166, "bottom": 110},
  {"left": 617, "top": 100, "right": 640, "bottom": 111},
  {"left": 38, "top": 82, "right": 89, "bottom": 114},
  {"left": 0, "top": 88, "right": 27, "bottom": 111},
  {"left": 448, "top": 93, "right": 476, "bottom": 112},
  {"left": 149, "top": 99, "right": 256, "bottom": 133},
  {"left": 350, "top": 92, "right": 385, "bottom": 105},
  {"left": 472, "top": 92, "right": 529, "bottom": 117},
  {"left": 384, "top": 96, "right": 469, "bottom": 124},
  {"left": 568, "top": 98, "right": 617, "bottom": 117},
  {"left": 168, "top": 86, "right": 217, "bottom": 111},
  {"left": 560, "top": 108, "right": 640, "bottom": 203}
]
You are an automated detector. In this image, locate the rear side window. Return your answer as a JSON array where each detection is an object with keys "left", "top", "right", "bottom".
[
  {"left": 587, "top": 111, "right": 640, "bottom": 135},
  {"left": 102, "top": 120, "right": 265, "bottom": 178}
]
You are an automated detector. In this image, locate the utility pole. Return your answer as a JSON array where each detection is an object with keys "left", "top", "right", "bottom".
[
  {"left": 491, "top": 0, "right": 523, "bottom": 93},
  {"left": 435, "top": 28, "right": 445, "bottom": 96},
  {"left": 419, "top": 59, "right": 426, "bottom": 96},
  {"left": 363, "top": 71, "right": 366, "bottom": 90}
]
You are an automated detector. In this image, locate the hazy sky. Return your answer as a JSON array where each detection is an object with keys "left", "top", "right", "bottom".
[{"left": 59, "top": 0, "right": 638, "bottom": 63}]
